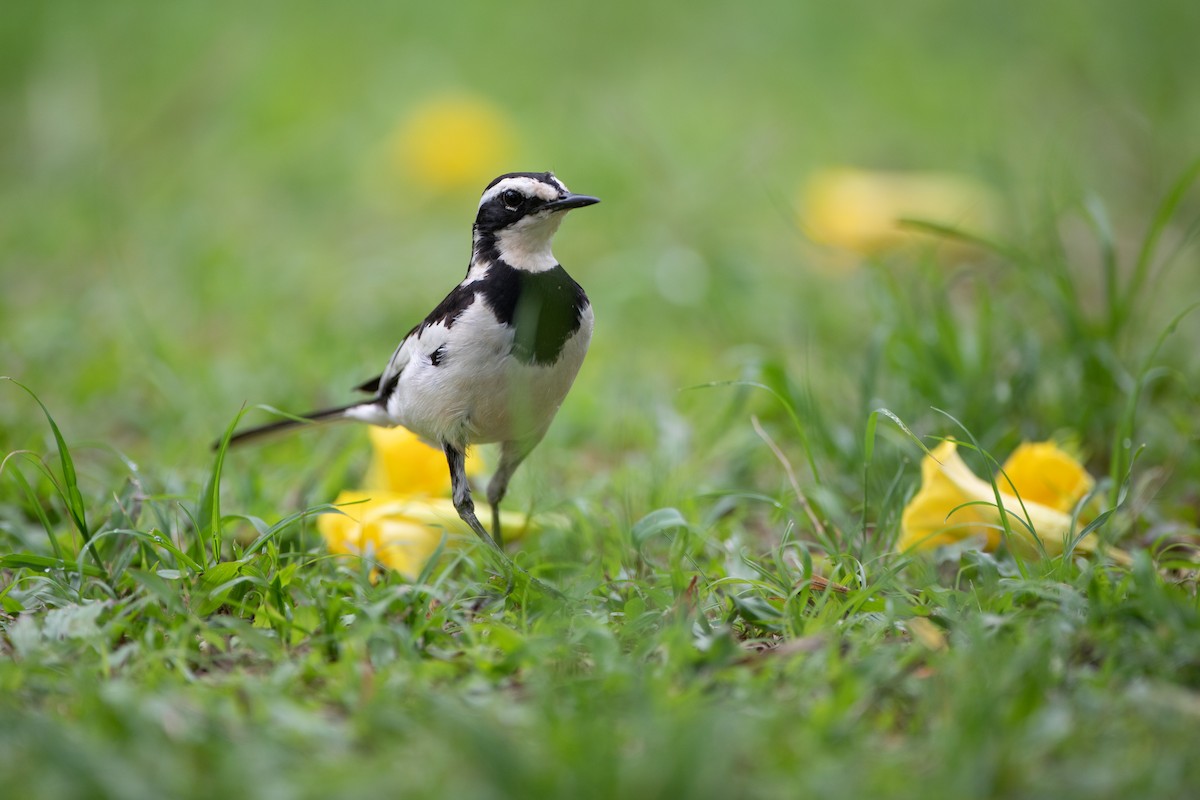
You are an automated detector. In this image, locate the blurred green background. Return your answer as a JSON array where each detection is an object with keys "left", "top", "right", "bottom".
[{"left": 2, "top": 0, "right": 1198, "bottom": 504}]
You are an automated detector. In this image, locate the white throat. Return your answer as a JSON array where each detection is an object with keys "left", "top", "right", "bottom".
[{"left": 493, "top": 213, "right": 564, "bottom": 273}]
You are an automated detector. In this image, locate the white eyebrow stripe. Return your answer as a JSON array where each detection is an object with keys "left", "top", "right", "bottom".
[{"left": 478, "top": 175, "right": 568, "bottom": 207}]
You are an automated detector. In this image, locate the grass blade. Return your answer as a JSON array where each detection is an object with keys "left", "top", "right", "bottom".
[
  {"left": 1127, "top": 156, "right": 1200, "bottom": 320},
  {"left": 3, "top": 455, "right": 66, "bottom": 561},
  {"left": 685, "top": 379, "right": 822, "bottom": 485},
  {"left": 201, "top": 409, "right": 250, "bottom": 568},
  {"left": 0, "top": 552, "right": 106, "bottom": 578},
  {"left": 1081, "top": 194, "right": 1120, "bottom": 337},
  {"left": 3, "top": 377, "right": 109, "bottom": 583},
  {"left": 1108, "top": 301, "right": 1200, "bottom": 506},
  {"left": 4, "top": 378, "right": 89, "bottom": 540}
]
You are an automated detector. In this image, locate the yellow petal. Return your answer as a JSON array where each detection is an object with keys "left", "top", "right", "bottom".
[
  {"left": 898, "top": 441, "right": 1126, "bottom": 562},
  {"left": 906, "top": 617, "right": 948, "bottom": 651},
  {"left": 387, "top": 95, "right": 517, "bottom": 192},
  {"left": 317, "top": 490, "right": 545, "bottom": 578},
  {"left": 801, "top": 168, "right": 998, "bottom": 257},
  {"left": 1000, "top": 441, "right": 1093, "bottom": 513},
  {"left": 898, "top": 441, "right": 1003, "bottom": 552},
  {"left": 365, "top": 518, "right": 444, "bottom": 577},
  {"left": 362, "top": 427, "right": 483, "bottom": 495}
]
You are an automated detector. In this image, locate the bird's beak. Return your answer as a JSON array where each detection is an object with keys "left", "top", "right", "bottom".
[{"left": 543, "top": 193, "right": 600, "bottom": 212}]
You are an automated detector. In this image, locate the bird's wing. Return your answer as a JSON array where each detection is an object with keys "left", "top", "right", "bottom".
[{"left": 361, "top": 281, "right": 480, "bottom": 399}]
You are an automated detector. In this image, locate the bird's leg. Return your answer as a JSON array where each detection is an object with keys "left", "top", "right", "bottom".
[
  {"left": 442, "top": 441, "right": 564, "bottom": 600},
  {"left": 443, "top": 442, "right": 501, "bottom": 552},
  {"left": 486, "top": 440, "right": 534, "bottom": 549}
]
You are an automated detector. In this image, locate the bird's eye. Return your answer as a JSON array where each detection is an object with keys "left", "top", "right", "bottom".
[{"left": 500, "top": 189, "right": 523, "bottom": 209}]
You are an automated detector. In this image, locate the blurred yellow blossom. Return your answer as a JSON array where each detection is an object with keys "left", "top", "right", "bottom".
[
  {"left": 318, "top": 428, "right": 534, "bottom": 578},
  {"left": 801, "top": 168, "right": 999, "bottom": 257},
  {"left": 317, "top": 491, "right": 537, "bottom": 578},
  {"left": 363, "top": 426, "right": 483, "bottom": 495},
  {"left": 388, "top": 94, "right": 517, "bottom": 191},
  {"left": 1000, "top": 441, "right": 1094, "bottom": 511},
  {"left": 897, "top": 440, "right": 1130, "bottom": 563}
]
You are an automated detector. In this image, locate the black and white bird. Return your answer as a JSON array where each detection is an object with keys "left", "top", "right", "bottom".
[{"left": 225, "top": 171, "right": 598, "bottom": 552}]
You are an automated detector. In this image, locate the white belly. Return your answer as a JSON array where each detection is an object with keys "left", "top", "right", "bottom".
[{"left": 385, "top": 298, "right": 592, "bottom": 448}]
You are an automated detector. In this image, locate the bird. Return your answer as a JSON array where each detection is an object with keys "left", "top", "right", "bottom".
[{"left": 223, "top": 171, "right": 598, "bottom": 554}]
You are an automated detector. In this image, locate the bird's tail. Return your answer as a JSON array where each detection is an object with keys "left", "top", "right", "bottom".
[{"left": 218, "top": 402, "right": 376, "bottom": 450}]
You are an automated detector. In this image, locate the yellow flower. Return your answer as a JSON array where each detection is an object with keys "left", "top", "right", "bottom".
[
  {"left": 387, "top": 94, "right": 517, "bottom": 192},
  {"left": 363, "top": 426, "right": 483, "bottom": 495},
  {"left": 801, "top": 168, "right": 999, "bottom": 257},
  {"left": 1000, "top": 441, "right": 1094, "bottom": 511},
  {"left": 317, "top": 427, "right": 538, "bottom": 578},
  {"left": 897, "top": 440, "right": 1130, "bottom": 563},
  {"left": 317, "top": 491, "right": 538, "bottom": 578}
]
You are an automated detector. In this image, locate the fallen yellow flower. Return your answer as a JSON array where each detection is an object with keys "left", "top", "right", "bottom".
[
  {"left": 363, "top": 426, "right": 483, "bottom": 495},
  {"left": 801, "top": 167, "right": 999, "bottom": 257},
  {"left": 318, "top": 491, "right": 539, "bottom": 578},
  {"left": 898, "top": 440, "right": 1130, "bottom": 563},
  {"left": 387, "top": 94, "right": 517, "bottom": 192},
  {"left": 319, "top": 428, "right": 538, "bottom": 577},
  {"left": 999, "top": 441, "right": 1094, "bottom": 511}
]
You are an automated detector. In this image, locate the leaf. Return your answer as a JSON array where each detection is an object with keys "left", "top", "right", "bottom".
[
  {"left": 0, "top": 582, "right": 23, "bottom": 613},
  {"left": 0, "top": 552, "right": 105, "bottom": 578},
  {"left": 631, "top": 508, "right": 688, "bottom": 546},
  {"left": 41, "top": 601, "right": 108, "bottom": 640},
  {"left": 198, "top": 561, "right": 243, "bottom": 593},
  {"left": 729, "top": 593, "right": 784, "bottom": 626},
  {"left": 196, "top": 561, "right": 245, "bottom": 616}
]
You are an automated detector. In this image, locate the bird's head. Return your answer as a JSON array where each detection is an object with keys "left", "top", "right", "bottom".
[{"left": 472, "top": 172, "right": 599, "bottom": 272}]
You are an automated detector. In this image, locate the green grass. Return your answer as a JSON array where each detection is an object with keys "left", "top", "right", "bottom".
[{"left": 4, "top": 3, "right": 1200, "bottom": 798}]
